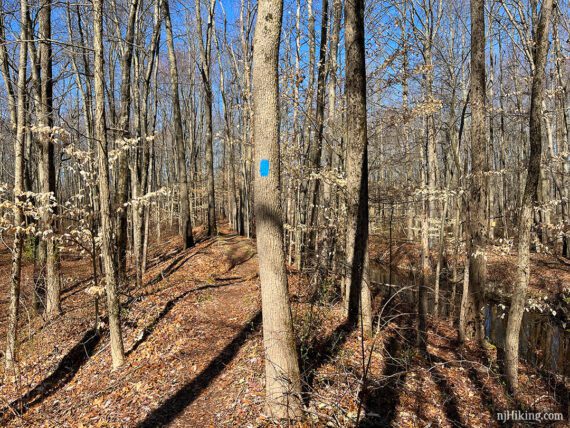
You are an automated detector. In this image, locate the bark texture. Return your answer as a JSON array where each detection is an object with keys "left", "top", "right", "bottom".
[
  {"left": 462, "top": 0, "right": 487, "bottom": 344},
  {"left": 38, "top": 0, "right": 61, "bottom": 318},
  {"left": 5, "top": 0, "right": 28, "bottom": 371},
  {"left": 196, "top": 0, "right": 217, "bottom": 236},
  {"left": 505, "top": 0, "right": 553, "bottom": 393},
  {"left": 115, "top": 0, "right": 140, "bottom": 285},
  {"left": 343, "top": 0, "right": 372, "bottom": 338},
  {"left": 94, "top": 0, "right": 125, "bottom": 368},
  {"left": 252, "top": 0, "right": 303, "bottom": 419},
  {"left": 164, "top": 0, "right": 194, "bottom": 249}
]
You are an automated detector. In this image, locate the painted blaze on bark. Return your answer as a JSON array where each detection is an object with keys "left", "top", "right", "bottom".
[
  {"left": 252, "top": 0, "right": 303, "bottom": 420},
  {"left": 260, "top": 159, "right": 270, "bottom": 177}
]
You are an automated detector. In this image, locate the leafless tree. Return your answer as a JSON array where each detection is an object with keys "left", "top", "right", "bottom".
[{"left": 252, "top": 0, "right": 303, "bottom": 418}]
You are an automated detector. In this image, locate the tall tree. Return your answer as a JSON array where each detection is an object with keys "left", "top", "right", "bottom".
[
  {"left": 252, "top": 0, "right": 303, "bottom": 418},
  {"left": 505, "top": 0, "right": 553, "bottom": 393},
  {"left": 343, "top": 0, "right": 372, "bottom": 338},
  {"left": 552, "top": 7, "right": 569, "bottom": 258},
  {"left": 93, "top": 0, "right": 125, "bottom": 368},
  {"left": 0, "top": 0, "right": 16, "bottom": 132},
  {"left": 115, "top": 0, "right": 140, "bottom": 286},
  {"left": 196, "top": 0, "right": 217, "bottom": 236},
  {"left": 460, "top": 0, "right": 487, "bottom": 344},
  {"left": 133, "top": 0, "right": 161, "bottom": 284},
  {"left": 318, "top": 0, "right": 341, "bottom": 273},
  {"left": 5, "top": 0, "right": 28, "bottom": 371},
  {"left": 38, "top": 0, "right": 61, "bottom": 318},
  {"left": 306, "top": 0, "right": 329, "bottom": 257},
  {"left": 164, "top": 0, "right": 194, "bottom": 249}
]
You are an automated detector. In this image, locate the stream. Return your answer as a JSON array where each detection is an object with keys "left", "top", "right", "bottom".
[{"left": 370, "top": 266, "right": 570, "bottom": 377}]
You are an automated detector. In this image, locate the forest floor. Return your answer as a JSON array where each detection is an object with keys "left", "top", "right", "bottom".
[
  {"left": 369, "top": 236, "right": 570, "bottom": 300},
  {"left": 0, "top": 226, "right": 567, "bottom": 427}
]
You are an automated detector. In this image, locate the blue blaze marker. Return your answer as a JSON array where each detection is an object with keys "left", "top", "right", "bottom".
[{"left": 260, "top": 159, "right": 270, "bottom": 177}]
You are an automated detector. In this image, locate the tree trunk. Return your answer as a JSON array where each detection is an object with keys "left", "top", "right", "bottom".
[
  {"left": 0, "top": 0, "right": 17, "bottom": 131},
  {"left": 343, "top": 0, "right": 372, "bottom": 339},
  {"left": 196, "top": 0, "right": 217, "bottom": 236},
  {"left": 164, "top": 0, "right": 194, "bottom": 249},
  {"left": 38, "top": 0, "right": 61, "bottom": 318},
  {"left": 418, "top": 157, "right": 429, "bottom": 350},
  {"left": 434, "top": 197, "right": 448, "bottom": 316},
  {"left": 252, "top": 0, "right": 303, "bottom": 419},
  {"left": 306, "top": 0, "right": 329, "bottom": 257},
  {"left": 552, "top": 9, "right": 570, "bottom": 258},
  {"left": 505, "top": 0, "right": 553, "bottom": 393},
  {"left": 5, "top": 0, "right": 28, "bottom": 371},
  {"left": 93, "top": 0, "right": 125, "bottom": 369},
  {"left": 462, "top": 0, "right": 487, "bottom": 345},
  {"left": 318, "top": 0, "right": 341, "bottom": 277},
  {"left": 114, "top": 0, "right": 140, "bottom": 285}
]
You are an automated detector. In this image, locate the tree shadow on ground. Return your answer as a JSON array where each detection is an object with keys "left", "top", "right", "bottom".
[
  {"left": 300, "top": 284, "right": 405, "bottom": 402},
  {"left": 510, "top": 364, "right": 569, "bottom": 424},
  {"left": 62, "top": 276, "right": 96, "bottom": 300},
  {"left": 426, "top": 352, "right": 468, "bottom": 428},
  {"left": 145, "top": 249, "right": 179, "bottom": 271},
  {"left": 126, "top": 281, "right": 240, "bottom": 356},
  {"left": 462, "top": 356, "right": 511, "bottom": 426},
  {"left": 145, "top": 239, "right": 216, "bottom": 288},
  {"left": 358, "top": 321, "right": 414, "bottom": 427},
  {"left": 423, "top": 332, "right": 511, "bottom": 426},
  {"left": 136, "top": 310, "right": 262, "bottom": 428},
  {"left": 301, "top": 319, "right": 354, "bottom": 401},
  {"left": 531, "top": 369, "right": 569, "bottom": 419},
  {"left": 469, "top": 347, "right": 567, "bottom": 425},
  {"left": 0, "top": 329, "right": 101, "bottom": 424},
  {"left": 215, "top": 230, "right": 241, "bottom": 241},
  {"left": 143, "top": 232, "right": 210, "bottom": 271}
]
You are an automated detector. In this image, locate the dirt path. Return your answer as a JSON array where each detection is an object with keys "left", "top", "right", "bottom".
[
  {"left": 0, "top": 230, "right": 266, "bottom": 427},
  {"left": 0, "top": 229, "right": 567, "bottom": 427}
]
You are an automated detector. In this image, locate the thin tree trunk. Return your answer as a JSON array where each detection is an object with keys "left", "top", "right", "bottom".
[
  {"left": 418, "top": 152, "right": 429, "bottom": 350},
  {"left": 434, "top": 196, "right": 448, "bottom": 316},
  {"left": 505, "top": 0, "right": 553, "bottom": 393},
  {"left": 459, "top": 251, "right": 470, "bottom": 339},
  {"left": 164, "top": 0, "right": 194, "bottom": 249},
  {"left": 38, "top": 0, "right": 61, "bottom": 318},
  {"left": 318, "top": 0, "right": 341, "bottom": 276},
  {"left": 462, "top": 0, "right": 487, "bottom": 345},
  {"left": 306, "top": 0, "right": 329, "bottom": 257},
  {"left": 5, "top": 0, "right": 28, "bottom": 371},
  {"left": 115, "top": 0, "right": 140, "bottom": 285},
  {"left": 196, "top": 0, "right": 217, "bottom": 236},
  {"left": 292, "top": 0, "right": 302, "bottom": 269},
  {"left": 93, "top": 0, "right": 125, "bottom": 369},
  {"left": 0, "top": 0, "right": 16, "bottom": 131}
]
